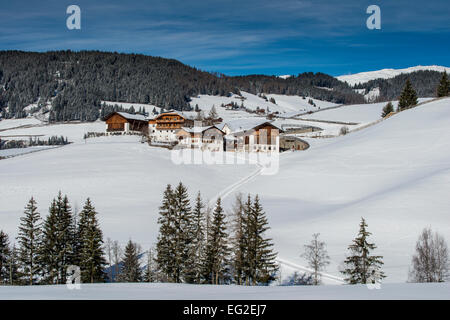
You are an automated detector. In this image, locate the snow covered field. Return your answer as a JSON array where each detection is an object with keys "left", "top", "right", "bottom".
[
  {"left": 1, "top": 98, "right": 450, "bottom": 289},
  {"left": 0, "top": 146, "right": 58, "bottom": 158},
  {"left": 301, "top": 101, "right": 393, "bottom": 124},
  {"left": 189, "top": 91, "right": 339, "bottom": 118},
  {"left": 301, "top": 98, "right": 433, "bottom": 125},
  {"left": 1, "top": 282, "right": 449, "bottom": 300},
  {"left": 0, "top": 118, "right": 42, "bottom": 131},
  {"left": 228, "top": 98, "right": 450, "bottom": 283},
  {"left": 0, "top": 135, "right": 256, "bottom": 250},
  {"left": 0, "top": 121, "right": 105, "bottom": 143}
]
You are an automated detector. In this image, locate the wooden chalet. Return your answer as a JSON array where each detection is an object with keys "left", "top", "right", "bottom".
[
  {"left": 221, "top": 119, "right": 283, "bottom": 152},
  {"left": 154, "top": 111, "right": 194, "bottom": 130},
  {"left": 104, "top": 112, "right": 148, "bottom": 134},
  {"left": 151, "top": 111, "right": 195, "bottom": 142}
]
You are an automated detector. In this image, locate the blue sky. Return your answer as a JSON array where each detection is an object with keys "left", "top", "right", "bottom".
[{"left": 0, "top": 0, "right": 449, "bottom": 76}]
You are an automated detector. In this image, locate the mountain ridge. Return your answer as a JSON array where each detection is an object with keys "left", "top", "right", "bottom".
[{"left": 337, "top": 65, "right": 450, "bottom": 86}]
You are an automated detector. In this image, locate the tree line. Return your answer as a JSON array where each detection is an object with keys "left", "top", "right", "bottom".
[
  {"left": 1, "top": 51, "right": 364, "bottom": 122},
  {"left": 355, "top": 70, "right": 449, "bottom": 102},
  {"left": 0, "top": 193, "right": 105, "bottom": 285},
  {"left": 1, "top": 51, "right": 447, "bottom": 123},
  {"left": 0, "top": 185, "right": 279, "bottom": 286},
  {"left": 0, "top": 136, "right": 69, "bottom": 150},
  {"left": 0, "top": 189, "right": 448, "bottom": 286},
  {"left": 381, "top": 72, "right": 450, "bottom": 118},
  {"left": 155, "top": 184, "right": 278, "bottom": 285}
]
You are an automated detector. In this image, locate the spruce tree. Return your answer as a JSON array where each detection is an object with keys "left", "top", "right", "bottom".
[
  {"left": 172, "top": 182, "right": 193, "bottom": 283},
  {"left": 17, "top": 197, "right": 42, "bottom": 285},
  {"left": 58, "top": 194, "right": 77, "bottom": 279},
  {"left": 231, "top": 194, "right": 247, "bottom": 285},
  {"left": 186, "top": 192, "right": 206, "bottom": 284},
  {"left": 39, "top": 192, "right": 76, "bottom": 284},
  {"left": 398, "top": 79, "right": 418, "bottom": 111},
  {"left": 40, "top": 199, "right": 60, "bottom": 284},
  {"left": 341, "top": 218, "right": 386, "bottom": 284},
  {"left": 248, "top": 195, "right": 278, "bottom": 285},
  {"left": 381, "top": 101, "right": 394, "bottom": 118},
  {"left": 0, "top": 231, "right": 11, "bottom": 285},
  {"left": 437, "top": 72, "right": 450, "bottom": 97},
  {"left": 242, "top": 195, "right": 253, "bottom": 285},
  {"left": 78, "top": 198, "right": 106, "bottom": 283},
  {"left": 8, "top": 245, "right": 21, "bottom": 285},
  {"left": 203, "top": 197, "right": 230, "bottom": 284},
  {"left": 156, "top": 184, "right": 176, "bottom": 282},
  {"left": 118, "top": 240, "right": 142, "bottom": 282}
]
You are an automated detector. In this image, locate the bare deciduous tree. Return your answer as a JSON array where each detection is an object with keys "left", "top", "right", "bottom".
[
  {"left": 111, "top": 240, "right": 122, "bottom": 282},
  {"left": 301, "top": 233, "right": 330, "bottom": 285},
  {"left": 409, "top": 228, "right": 449, "bottom": 283},
  {"left": 208, "top": 105, "right": 218, "bottom": 120},
  {"left": 105, "top": 237, "right": 113, "bottom": 282}
]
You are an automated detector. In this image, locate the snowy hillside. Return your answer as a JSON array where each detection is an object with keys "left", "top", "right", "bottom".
[
  {"left": 0, "top": 121, "right": 105, "bottom": 143},
  {"left": 1, "top": 98, "right": 450, "bottom": 286},
  {"left": 0, "top": 118, "right": 42, "bottom": 131},
  {"left": 301, "top": 98, "right": 432, "bottom": 124},
  {"left": 0, "top": 135, "right": 256, "bottom": 250},
  {"left": 227, "top": 98, "right": 450, "bottom": 283},
  {"left": 189, "top": 91, "right": 339, "bottom": 119},
  {"left": 101, "top": 101, "right": 162, "bottom": 114},
  {"left": 1, "top": 282, "right": 449, "bottom": 300},
  {"left": 337, "top": 65, "right": 450, "bottom": 86}
]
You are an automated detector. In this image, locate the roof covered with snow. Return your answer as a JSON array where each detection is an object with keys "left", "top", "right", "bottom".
[
  {"left": 158, "top": 110, "right": 196, "bottom": 120},
  {"left": 180, "top": 126, "right": 223, "bottom": 134},
  {"left": 112, "top": 112, "right": 148, "bottom": 121},
  {"left": 223, "top": 118, "right": 283, "bottom": 134},
  {"left": 223, "top": 118, "right": 272, "bottom": 133}
]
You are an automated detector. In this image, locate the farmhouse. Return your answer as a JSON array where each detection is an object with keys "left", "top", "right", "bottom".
[
  {"left": 219, "top": 118, "right": 283, "bottom": 152},
  {"left": 104, "top": 112, "right": 148, "bottom": 135},
  {"left": 151, "top": 111, "right": 195, "bottom": 142},
  {"left": 176, "top": 126, "right": 225, "bottom": 151},
  {"left": 102, "top": 111, "right": 284, "bottom": 153}
]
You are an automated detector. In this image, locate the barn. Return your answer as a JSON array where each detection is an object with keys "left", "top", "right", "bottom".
[{"left": 104, "top": 112, "right": 149, "bottom": 135}]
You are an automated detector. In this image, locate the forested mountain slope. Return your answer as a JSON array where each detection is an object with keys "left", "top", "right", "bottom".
[
  {"left": 0, "top": 50, "right": 362, "bottom": 121},
  {"left": 1, "top": 51, "right": 445, "bottom": 122}
]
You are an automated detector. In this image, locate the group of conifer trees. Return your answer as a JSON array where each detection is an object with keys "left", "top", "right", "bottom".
[
  {"left": 155, "top": 183, "right": 279, "bottom": 285},
  {"left": 395, "top": 72, "right": 449, "bottom": 113},
  {"left": 437, "top": 72, "right": 450, "bottom": 98},
  {"left": 2, "top": 189, "right": 447, "bottom": 287},
  {"left": 0, "top": 193, "right": 105, "bottom": 285},
  {"left": 0, "top": 186, "right": 279, "bottom": 286}
]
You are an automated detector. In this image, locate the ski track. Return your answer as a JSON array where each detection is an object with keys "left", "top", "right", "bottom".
[
  {"left": 277, "top": 258, "right": 345, "bottom": 284},
  {"left": 208, "top": 158, "right": 263, "bottom": 207},
  {"left": 208, "top": 152, "right": 335, "bottom": 282}
]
